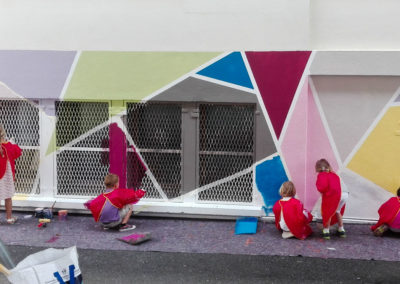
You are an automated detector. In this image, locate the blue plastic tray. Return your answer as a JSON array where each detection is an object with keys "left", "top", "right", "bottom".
[{"left": 235, "top": 217, "right": 258, "bottom": 235}]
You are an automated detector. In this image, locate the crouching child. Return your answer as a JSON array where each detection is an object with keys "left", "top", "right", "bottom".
[
  {"left": 371, "top": 187, "right": 400, "bottom": 237},
  {"left": 85, "top": 173, "right": 146, "bottom": 232},
  {"left": 273, "top": 181, "right": 313, "bottom": 240}
]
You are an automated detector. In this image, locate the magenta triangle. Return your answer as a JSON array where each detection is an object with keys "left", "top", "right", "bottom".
[{"left": 246, "top": 51, "right": 311, "bottom": 139}]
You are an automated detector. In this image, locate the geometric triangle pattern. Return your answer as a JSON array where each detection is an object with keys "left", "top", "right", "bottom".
[
  {"left": 339, "top": 169, "right": 393, "bottom": 220},
  {"left": 280, "top": 79, "right": 309, "bottom": 206},
  {"left": 246, "top": 51, "right": 311, "bottom": 139},
  {"left": 348, "top": 106, "right": 400, "bottom": 195},
  {"left": 255, "top": 155, "right": 288, "bottom": 214},
  {"left": 197, "top": 52, "right": 253, "bottom": 89},
  {"left": 0, "top": 50, "right": 76, "bottom": 99},
  {"left": 304, "top": 81, "right": 339, "bottom": 211},
  {"left": 65, "top": 51, "right": 221, "bottom": 101},
  {"left": 312, "top": 76, "right": 400, "bottom": 163},
  {"left": 280, "top": 78, "right": 339, "bottom": 211}
]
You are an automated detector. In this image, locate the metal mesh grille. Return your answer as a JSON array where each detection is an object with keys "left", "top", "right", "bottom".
[
  {"left": 126, "top": 151, "right": 161, "bottom": 199},
  {"left": 56, "top": 101, "right": 109, "bottom": 147},
  {"left": 126, "top": 103, "right": 182, "bottom": 199},
  {"left": 56, "top": 102, "right": 110, "bottom": 196},
  {"left": 199, "top": 104, "right": 254, "bottom": 153},
  {"left": 56, "top": 150, "right": 109, "bottom": 196},
  {"left": 198, "top": 104, "right": 254, "bottom": 203},
  {"left": 0, "top": 100, "right": 40, "bottom": 194},
  {"left": 198, "top": 171, "right": 253, "bottom": 203}
]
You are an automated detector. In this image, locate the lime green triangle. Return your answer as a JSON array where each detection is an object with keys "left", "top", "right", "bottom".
[
  {"left": 110, "top": 100, "right": 125, "bottom": 117},
  {"left": 45, "top": 130, "right": 57, "bottom": 156},
  {"left": 64, "top": 52, "right": 221, "bottom": 101}
]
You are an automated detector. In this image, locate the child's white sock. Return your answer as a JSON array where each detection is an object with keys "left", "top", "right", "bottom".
[
  {"left": 338, "top": 226, "right": 345, "bottom": 232},
  {"left": 323, "top": 228, "right": 330, "bottom": 234}
]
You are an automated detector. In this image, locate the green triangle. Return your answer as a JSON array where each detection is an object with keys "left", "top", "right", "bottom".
[
  {"left": 45, "top": 130, "right": 57, "bottom": 156},
  {"left": 64, "top": 51, "right": 221, "bottom": 101}
]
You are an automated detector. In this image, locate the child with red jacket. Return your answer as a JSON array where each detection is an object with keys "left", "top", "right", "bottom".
[
  {"left": 273, "top": 181, "right": 313, "bottom": 239},
  {"left": 371, "top": 187, "right": 400, "bottom": 237},
  {"left": 85, "top": 173, "right": 145, "bottom": 232},
  {"left": 0, "top": 124, "right": 22, "bottom": 224},
  {"left": 315, "top": 159, "right": 346, "bottom": 239}
]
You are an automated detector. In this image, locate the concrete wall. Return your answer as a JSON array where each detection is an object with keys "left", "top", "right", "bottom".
[{"left": 2, "top": 0, "right": 400, "bottom": 50}]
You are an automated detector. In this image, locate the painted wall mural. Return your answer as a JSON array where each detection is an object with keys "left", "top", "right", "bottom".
[{"left": 0, "top": 50, "right": 399, "bottom": 221}]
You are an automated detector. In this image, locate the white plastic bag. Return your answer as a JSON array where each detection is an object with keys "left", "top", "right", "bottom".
[{"left": 7, "top": 246, "right": 82, "bottom": 284}]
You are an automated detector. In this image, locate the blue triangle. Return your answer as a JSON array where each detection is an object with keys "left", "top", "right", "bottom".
[{"left": 197, "top": 52, "right": 253, "bottom": 89}]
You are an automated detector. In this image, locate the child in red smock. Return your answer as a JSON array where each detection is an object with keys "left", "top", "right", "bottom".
[
  {"left": 371, "top": 187, "right": 400, "bottom": 237},
  {"left": 273, "top": 181, "right": 313, "bottom": 239},
  {"left": 85, "top": 173, "right": 146, "bottom": 232},
  {"left": 0, "top": 124, "right": 22, "bottom": 224},
  {"left": 315, "top": 159, "right": 346, "bottom": 240}
]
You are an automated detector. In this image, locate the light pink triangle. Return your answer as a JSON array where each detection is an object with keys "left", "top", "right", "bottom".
[{"left": 281, "top": 78, "right": 339, "bottom": 210}]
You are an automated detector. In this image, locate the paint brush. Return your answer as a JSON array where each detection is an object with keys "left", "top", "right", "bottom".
[{"left": 0, "top": 263, "right": 10, "bottom": 276}]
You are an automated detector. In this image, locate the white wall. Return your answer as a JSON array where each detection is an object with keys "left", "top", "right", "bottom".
[
  {"left": 1, "top": 0, "right": 399, "bottom": 50},
  {"left": 0, "top": 0, "right": 309, "bottom": 51},
  {"left": 309, "top": 0, "right": 400, "bottom": 50}
]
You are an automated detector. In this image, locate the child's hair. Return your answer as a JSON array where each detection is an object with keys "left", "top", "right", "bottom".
[
  {"left": 104, "top": 173, "right": 119, "bottom": 188},
  {"left": 0, "top": 124, "right": 6, "bottom": 141},
  {"left": 279, "top": 181, "right": 296, "bottom": 197},
  {"left": 397, "top": 187, "right": 400, "bottom": 197},
  {"left": 315, "top": 159, "right": 332, "bottom": 173}
]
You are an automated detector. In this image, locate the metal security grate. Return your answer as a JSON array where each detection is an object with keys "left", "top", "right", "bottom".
[
  {"left": 56, "top": 101, "right": 109, "bottom": 147},
  {"left": 198, "top": 171, "right": 253, "bottom": 203},
  {"left": 0, "top": 100, "right": 40, "bottom": 194},
  {"left": 56, "top": 149, "right": 109, "bottom": 196},
  {"left": 198, "top": 104, "right": 255, "bottom": 203},
  {"left": 126, "top": 103, "right": 182, "bottom": 199},
  {"left": 56, "top": 102, "right": 110, "bottom": 196}
]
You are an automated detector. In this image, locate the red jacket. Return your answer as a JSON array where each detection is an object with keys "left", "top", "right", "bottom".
[
  {"left": 316, "top": 172, "right": 345, "bottom": 227},
  {"left": 273, "top": 198, "right": 313, "bottom": 240},
  {"left": 371, "top": 197, "right": 400, "bottom": 231},
  {"left": 85, "top": 188, "right": 146, "bottom": 222},
  {"left": 0, "top": 142, "right": 22, "bottom": 180}
]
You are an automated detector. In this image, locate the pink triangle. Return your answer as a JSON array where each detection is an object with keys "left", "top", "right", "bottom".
[
  {"left": 246, "top": 51, "right": 311, "bottom": 139},
  {"left": 280, "top": 79, "right": 308, "bottom": 205},
  {"left": 305, "top": 83, "right": 338, "bottom": 210},
  {"left": 280, "top": 79, "right": 339, "bottom": 211}
]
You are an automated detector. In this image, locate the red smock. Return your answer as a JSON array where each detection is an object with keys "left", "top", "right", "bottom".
[
  {"left": 371, "top": 197, "right": 400, "bottom": 231},
  {"left": 316, "top": 172, "right": 345, "bottom": 227},
  {"left": 85, "top": 188, "right": 146, "bottom": 222},
  {"left": 273, "top": 198, "right": 313, "bottom": 240},
  {"left": 0, "top": 142, "right": 22, "bottom": 180}
]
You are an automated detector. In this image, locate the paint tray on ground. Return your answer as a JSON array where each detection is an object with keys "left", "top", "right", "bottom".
[
  {"left": 117, "top": 232, "right": 151, "bottom": 245},
  {"left": 235, "top": 217, "right": 258, "bottom": 235}
]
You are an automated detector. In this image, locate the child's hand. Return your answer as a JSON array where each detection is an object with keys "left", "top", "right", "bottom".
[{"left": 8, "top": 137, "right": 15, "bottom": 144}]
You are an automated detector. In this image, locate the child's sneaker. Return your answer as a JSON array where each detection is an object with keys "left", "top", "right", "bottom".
[
  {"left": 373, "top": 224, "right": 389, "bottom": 237},
  {"left": 119, "top": 224, "right": 136, "bottom": 232},
  {"left": 322, "top": 232, "right": 330, "bottom": 240},
  {"left": 6, "top": 216, "right": 18, "bottom": 224},
  {"left": 282, "top": 231, "right": 295, "bottom": 239},
  {"left": 337, "top": 230, "right": 346, "bottom": 238}
]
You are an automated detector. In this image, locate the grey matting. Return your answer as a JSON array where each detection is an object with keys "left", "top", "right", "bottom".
[{"left": 0, "top": 213, "right": 399, "bottom": 262}]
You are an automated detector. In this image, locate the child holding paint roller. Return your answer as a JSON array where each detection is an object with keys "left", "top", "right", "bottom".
[
  {"left": 273, "top": 181, "right": 313, "bottom": 239},
  {"left": 315, "top": 159, "right": 347, "bottom": 240},
  {"left": 85, "top": 174, "right": 146, "bottom": 232},
  {"left": 0, "top": 124, "right": 21, "bottom": 224}
]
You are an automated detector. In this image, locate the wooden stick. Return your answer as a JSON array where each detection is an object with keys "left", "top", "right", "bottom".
[{"left": 0, "top": 263, "right": 11, "bottom": 276}]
